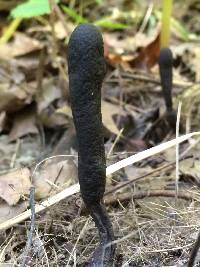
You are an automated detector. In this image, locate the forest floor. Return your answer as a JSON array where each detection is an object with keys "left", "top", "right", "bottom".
[{"left": 1, "top": 0, "right": 200, "bottom": 266}]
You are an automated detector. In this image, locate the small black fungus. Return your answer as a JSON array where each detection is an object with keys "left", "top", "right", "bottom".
[
  {"left": 158, "top": 47, "right": 176, "bottom": 129},
  {"left": 68, "top": 24, "right": 115, "bottom": 266}
]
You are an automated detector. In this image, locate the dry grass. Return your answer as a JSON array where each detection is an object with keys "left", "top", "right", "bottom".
[{"left": 2, "top": 192, "right": 200, "bottom": 266}]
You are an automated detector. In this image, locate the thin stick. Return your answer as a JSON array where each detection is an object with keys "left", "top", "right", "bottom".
[
  {"left": 139, "top": 1, "right": 154, "bottom": 33},
  {"left": 31, "top": 154, "right": 76, "bottom": 179},
  {"left": 10, "top": 139, "right": 20, "bottom": 168},
  {"left": 20, "top": 187, "right": 36, "bottom": 267},
  {"left": 106, "top": 132, "right": 200, "bottom": 176},
  {"left": 106, "top": 136, "right": 198, "bottom": 196},
  {"left": 0, "top": 183, "right": 80, "bottom": 231},
  {"left": 107, "top": 128, "right": 124, "bottom": 158},
  {"left": 66, "top": 219, "right": 89, "bottom": 266},
  {"left": 105, "top": 156, "right": 186, "bottom": 196},
  {"left": 49, "top": 0, "right": 70, "bottom": 34},
  {"left": 120, "top": 71, "right": 192, "bottom": 88},
  {"left": 105, "top": 190, "right": 195, "bottom": 206},
  {"left": 175, "top": 102, "right": 182, "bottom": 198}
]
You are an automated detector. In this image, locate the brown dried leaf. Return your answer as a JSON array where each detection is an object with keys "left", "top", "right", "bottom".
[
  {"left": 190, "top": 47, "right": 200, "bottom": 82},
  {"left": 56, "top": 105, "right": 72, "bottom": 118},
  {"left": 0, "top": 82, "right": 35, "bottom": 113},
  {"left": 0, "top": 168, "right": 31, "bottom": 206},
  {"left": 0, "top": 59, "right": 35, "bottom": 113},
  {"left": 33, "top": 159, "right": 78, "bottom": 200},
  {"left": 0, "top": 112, "right": 7, "bottom": 132},
  {"left": 28, "top": 21, "right": 74, "bottom": 40},
  {"left": 36, "top": 79, "right": 62, "bottom": 113},
  {"left": 0, "top": 200, "right": 28, "bottom": 224},
  {"left": 106, "top": 26, "right": 160, "bottom": 70},
  {"left": 38, "top": 110, "right": 69, "bottom": 128},
  {"left": 130, "top": 31, "right": 160, "bottom": 69},
  {"left": 102, "top": 100, "right": 123, "bottom": 135},
  {"left": 36, "top": 79, "right": 68, "bottom": 128},
  {"left": 0, "top": 33, "right": 43, "bottom": 59},
  {"left": 9, "top": 106, "right": 38, "bottom": 141}
]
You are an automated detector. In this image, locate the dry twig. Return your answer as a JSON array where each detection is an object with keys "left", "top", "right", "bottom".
[
  {"left": 105, "top": 190, "right": 195, "bottom": 207},
  {"left": 20, "top": 187, "right": 36, "bottom": 267}
]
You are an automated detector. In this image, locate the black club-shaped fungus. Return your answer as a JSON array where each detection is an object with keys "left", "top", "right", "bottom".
[{"left": 68, "top": 24, "right": 115, "bottom": 267}]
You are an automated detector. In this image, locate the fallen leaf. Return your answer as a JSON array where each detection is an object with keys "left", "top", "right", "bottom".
[
  {"left": 0, "top": 59, "right": 36, "bottom": 112},
  {"left": 0, "top": 168, "right": 31, "bottom": 205},
  {"left": 166, "top": 157, "right": 200, "bottom": 187},
  {"left": 0, "top": 112, "right": 7, "bottom": 132},
  {"left": 51, "top": 128, "right": 76, "bottom": 155},
  {"left": 0, "top": 33, "right": 43, "bottom": 59},
  {"left": 130, "top": 31, "right": 160, "bottom": 69},
  {"left": 9, "top": 106, "right": 38, "bottom": 141},
  {"left": 0, "top": 82, "right": 35, "bottom": 113},
  {"left": 189, "top": 47, "right": 200, "bottom": 82},
  {"left": 56, "top": 105, "right": 72, "bottom": 118},
  {"left": 0, "top": 200, "right": 28, "bottom": 224},
  {"left": 125, "top": 165, "right": 152, "bottom": 181},
  {"left": 38, "top": 110, "right": 69, "bottom": 128},
  {"left": 0, "top": 58, "right": 25, "bottom": 84},
  {"left": 102, "top": 100, "right": 124, "bottom": 135},
  {"left": 36, "top": 78, "right": 62, "bottom": 113},
  {"left": 33, "top": 159, "right": 78, "bottom": 200},
  {"left": 35, "top": 78, "right": 68, "bottom": 128},
  {"left": 106, "top": 25, "right": 160, "bottom": 70},
  {"left": 28, "top": 20, "right": 74, "bottom": 40}
]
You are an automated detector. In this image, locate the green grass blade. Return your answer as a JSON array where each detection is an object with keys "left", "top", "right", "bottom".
[
  {"left": 62, "top": 5, "right": 88, "bottom": 24},
  {"left": 95, "top": 19, "right": 128, "bottom": 29}
]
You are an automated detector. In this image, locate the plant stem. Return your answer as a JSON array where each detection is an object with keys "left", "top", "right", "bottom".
[
  {"left": 0, "top": 18, "right": 22, "bottom": 44},
  {"left": 160, "top": 0, "right": 173, "bottom": 48}
]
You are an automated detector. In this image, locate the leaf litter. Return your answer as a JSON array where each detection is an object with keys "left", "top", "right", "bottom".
[{"left": 0, "top": 1, "right": 200, "bottom": 266}]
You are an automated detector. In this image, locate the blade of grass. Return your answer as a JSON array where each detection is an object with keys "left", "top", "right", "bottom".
[
  {"left": 0, "top": 18, "right": 22, "bottom": 44},
  {"left": 94, "top": 19, "right": 128, "bottom": 29},
  {"left": 156, "top": 10, "right": 195, "bottom": 42},
  {"left": 175, "top": 102, "right": 182, "bottom": 199},
  {"left": 62, "top": 5, "right": 88, "bottom": 24}
]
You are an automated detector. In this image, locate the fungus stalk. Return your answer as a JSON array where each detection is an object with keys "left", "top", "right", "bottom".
[
  {"left": 158, "top": 47, "right": 176, "bottom": 129},
  {"left": 159, "top": 0, "right": 176, "bottom": 128},
  {"left": 68, "top": 24, "right": 115, "bottom": 266},
  {"left": 159, "top": 47, "right": 173, "bottom": 113}
]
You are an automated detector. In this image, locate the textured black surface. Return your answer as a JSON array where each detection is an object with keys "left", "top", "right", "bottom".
[
  {"left": 68, "top": 24, "right": 115, "bottom": 266},
  {"left": 158, "top": 47, "right": 173, "bottom": 111},
  {"left": 158, "top": 47, "right": 177, "bottom": 130},
  {"left": 68, "top": 24, "right": 106, "bottom": 206}
]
